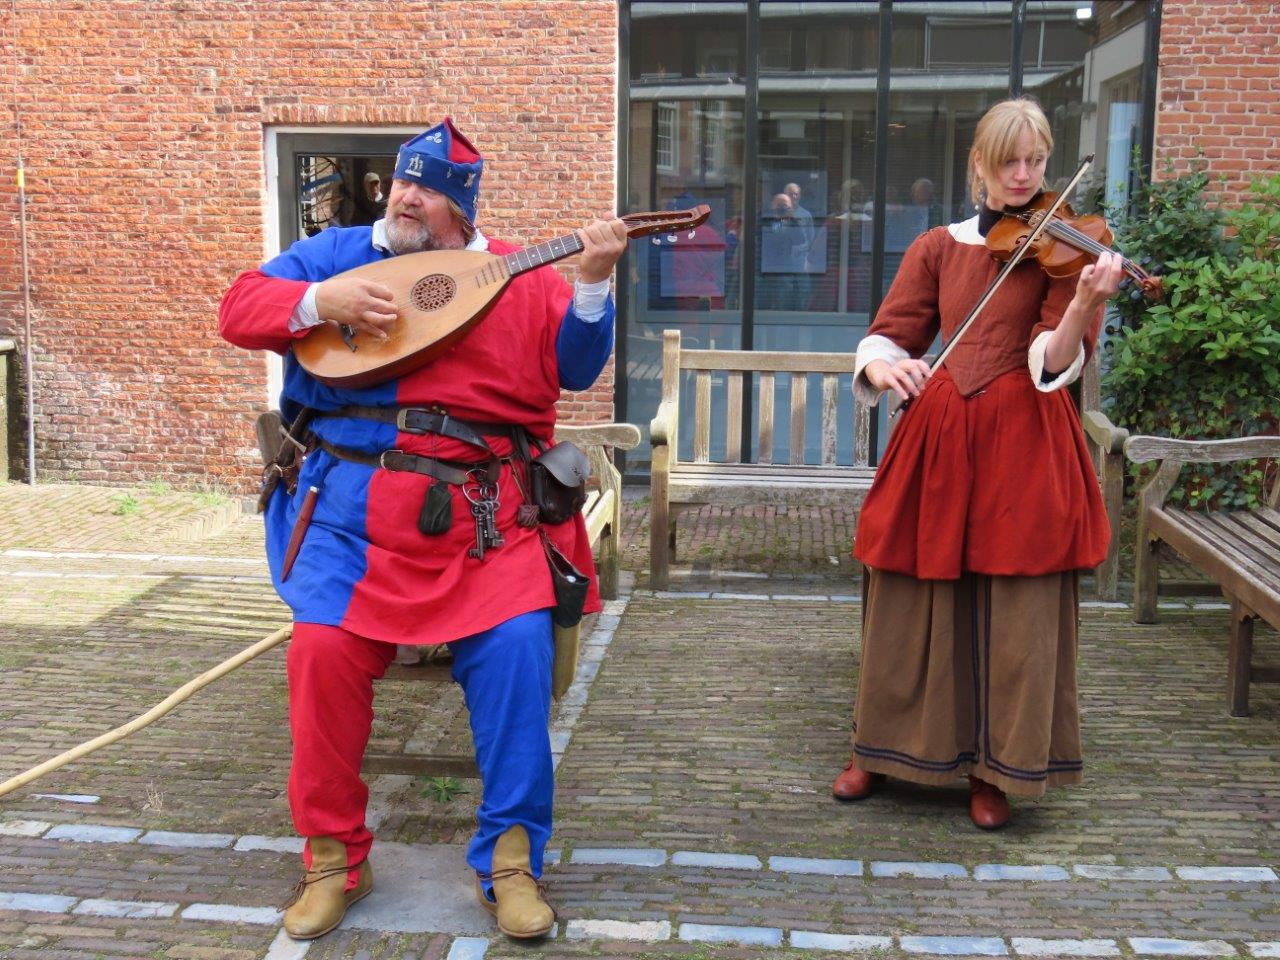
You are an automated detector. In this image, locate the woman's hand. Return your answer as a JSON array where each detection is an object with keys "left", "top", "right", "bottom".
[
  {"left": 865, "top": 357, "right": 932, "bottom": 401},
  {"left": 1073, "top": 251, "right": 1124, "bottom": 313}
]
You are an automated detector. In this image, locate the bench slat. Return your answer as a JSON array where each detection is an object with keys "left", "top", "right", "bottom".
[
  {"left": 822, "top": 374, "right": 838, "bottom": 466},
  {"left": 669, "top": 482, "right": 871, "bottom": 508},
  {"left": 672, "top": 462, "right": 873, "bottom": 478},
  {"left": 584, "top": 489, "right": 615, "bottom": 543},
  {"left": 854, "top": 381, "right": 871, "bottom": 468},
  {"left": 790, "top": 374, "right": 807, "bottom": 465},
  {"left": 726, "top": 371, "right": 743, "bottom": 462},
  {"left": 694, "top": 370, "right": 711, "bottom": 463},
  {"left": 758, "top": 372, "right": 775, "bottom": 465},
  {"left": 1165, "top": 511, "right": 1280, "bottom": 591},
  {"left": 680, "top": 349, "right": 858, "bottom": 374},
  {"left": 1218, "top": 509, "right": 1280, "bottom": 559},
  {"left": 1153, "top": 510, "right": 1280, "bottom": 624},
  {"left": 1198, "top": 513, "right": 1280, "bottom": 589}
]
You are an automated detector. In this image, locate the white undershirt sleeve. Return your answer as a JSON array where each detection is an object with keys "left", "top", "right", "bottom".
[
  {"left": 572, "top": 278, "right": 611, "bottom": 322},
  {"left": 288, "top": 284, "right": 324, "bottom": 333},
  {"left": 1028, "top": 330, "right": 1085, "bottom": 392},
  {"left": 853, "top": 333, "right": 910, "bottom": 407}
]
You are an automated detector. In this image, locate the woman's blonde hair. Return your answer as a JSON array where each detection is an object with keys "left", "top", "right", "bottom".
[{"left": 967, "top": 98, "right": 1053, "bottom": 205}]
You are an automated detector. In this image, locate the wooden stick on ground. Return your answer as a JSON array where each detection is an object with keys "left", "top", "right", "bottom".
[{"left": 0, "top": 626, "right": 292, "bottom": 800}]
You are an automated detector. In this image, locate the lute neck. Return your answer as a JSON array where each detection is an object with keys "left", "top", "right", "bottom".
[{"left": 503, "top": 233, "right": 584, "bottom": 278}]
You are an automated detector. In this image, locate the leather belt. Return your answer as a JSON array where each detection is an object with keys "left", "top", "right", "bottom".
[
  {"left": 318, "top": 405, "right": 518, "bottom": 455},
  {"left": 317, "top": 438, "right": 478, "bottom": 486}
]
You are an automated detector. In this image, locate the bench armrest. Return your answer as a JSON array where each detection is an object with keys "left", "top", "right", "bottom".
[
  {"left": 1082, "top": 410, "right": 1129, "bottom": 455},
  {"left": 651, "top": 399, "right": 677, "bottom": 447},
  {"left": 1125, "top": 434, "right": 1280, "bottom": 465},
  {"left": 557, "top": 422, "right": 642, "bottom": 452}
]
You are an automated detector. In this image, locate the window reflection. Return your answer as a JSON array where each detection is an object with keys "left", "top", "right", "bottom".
[{"left": 621, "top": 0, "right": 1151, "bottom": 470}]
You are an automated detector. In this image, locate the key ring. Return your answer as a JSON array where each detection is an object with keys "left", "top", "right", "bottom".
[{"left": 461, "top": 472, "right": 499, "bottom": 506}]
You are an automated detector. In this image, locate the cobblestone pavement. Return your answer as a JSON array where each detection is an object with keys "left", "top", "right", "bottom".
[{"left": 0, "top": 482, "right": 1276, "bottom": 960}]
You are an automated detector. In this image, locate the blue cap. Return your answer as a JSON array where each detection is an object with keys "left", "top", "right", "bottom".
[{"left": 393, "top": 117, "right": 484, "bottom": 223}]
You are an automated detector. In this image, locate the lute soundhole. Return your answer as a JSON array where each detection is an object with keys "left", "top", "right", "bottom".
[{"left": 410, "top": 274, "right": 457, "bottom": 312}]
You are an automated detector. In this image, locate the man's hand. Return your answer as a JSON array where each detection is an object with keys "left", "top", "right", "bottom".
[
  {"left": 865, "top": 357, "right": 932, "bottom": 401},
  {"left": 314, "top": 276, "right": 398, "bottom": 339},
  {"left": 576, "top": 218, "right": 629, "bottom": 285}
]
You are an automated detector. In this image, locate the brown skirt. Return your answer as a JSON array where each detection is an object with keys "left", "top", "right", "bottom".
[{"left": 851, "top": 566, "right": 1082, "bottom": 798}]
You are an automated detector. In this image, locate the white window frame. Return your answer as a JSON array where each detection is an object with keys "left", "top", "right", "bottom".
[{"left": 655, "top": 102, "right": 679, "bottom": 174}]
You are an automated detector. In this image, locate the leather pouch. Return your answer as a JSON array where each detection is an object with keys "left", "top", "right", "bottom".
[
  {"left": 418, "top": 481, "right": 454, "bottom": 535},
  {"left": 529, "top": 442, "right": 590, "bottom": 525},
  {"left": 542, "top": 532, "right": 588, "bottom": 628}
]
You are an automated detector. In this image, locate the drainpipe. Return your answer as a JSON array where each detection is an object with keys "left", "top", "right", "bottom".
[{"left": 16, "top": 149, "right": 36, "bottom": 484}]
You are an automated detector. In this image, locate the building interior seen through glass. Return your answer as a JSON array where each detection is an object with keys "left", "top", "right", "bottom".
[{"left": 623, "top": 1, "right": 1150, "bottom": 471}]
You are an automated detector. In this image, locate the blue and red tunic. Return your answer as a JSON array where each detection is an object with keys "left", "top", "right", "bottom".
[{"left": 220, "top": 225, "right": 612, "bottom": 645}]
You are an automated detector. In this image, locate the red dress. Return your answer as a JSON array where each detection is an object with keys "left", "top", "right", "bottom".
[{"left": 854, "top": 220, "right": 1110, "bottom": 579}]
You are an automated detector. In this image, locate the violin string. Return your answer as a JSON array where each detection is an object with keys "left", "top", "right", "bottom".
[{"left": 1040, "top": 218, "right": 1148, "bottom": 279}]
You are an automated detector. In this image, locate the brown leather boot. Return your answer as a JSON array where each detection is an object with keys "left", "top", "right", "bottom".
[
  {"left": 968, "top": 776, "right": 1011, "bottom": 830},
  {"left": 832, "top": 759, "right": 885, "bottom": 801},
  {"left": 476, "top": 825, "right": 555, "bottom": 939},
  {"left": 282, "top": 837, "right": 373, "bottom": 941}
]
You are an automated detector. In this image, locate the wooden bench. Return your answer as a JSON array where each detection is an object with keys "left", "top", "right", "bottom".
[
  {"left": 648, "top": 329, "right": 876, "bottom": 590},
  {"left": 1081, "top": 410, "right": 1130, "bottom": 601},
  {"left": 364, "top": 421, "right": 641, "bottom": 778},
  {"left": 1127, "top": 433, "right": 1280, "bottom": 716}
]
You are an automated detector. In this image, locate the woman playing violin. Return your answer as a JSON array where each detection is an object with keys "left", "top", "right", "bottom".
[{"left": 832, "top": 98, "right": 1124, "bottom": 829}]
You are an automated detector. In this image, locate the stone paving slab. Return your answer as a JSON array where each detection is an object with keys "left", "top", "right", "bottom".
[{"left": 1, "top": 483, "right": 1276, "bottom": 959}]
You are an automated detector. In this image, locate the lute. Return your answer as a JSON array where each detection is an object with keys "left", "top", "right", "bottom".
[{"left": 294, "top": 205, "right": 711, "bottom": 388}]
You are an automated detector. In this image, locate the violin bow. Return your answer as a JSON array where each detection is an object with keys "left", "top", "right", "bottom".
[{"left": 891, "top": 154, "right": 1095, "bottom": 419}]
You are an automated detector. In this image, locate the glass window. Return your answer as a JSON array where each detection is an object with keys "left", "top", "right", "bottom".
[
  {"left": 928, "top": 19, "right": 1011, "bottom": 69},
  {"left": 620, "top": 0, "right": 1149, "bottom": 470},
  {"left": 1040, "top": 18, "right": 1092, "bottom": 65},
  {"left": 1099, "top": 69, "right": 1143, "bottom": 210},
  {"left": 625, "top": 5, "right": 747, "bottom": 470},
  {"left": 752, "top": 2, "right": 878, "bottom": 465}
]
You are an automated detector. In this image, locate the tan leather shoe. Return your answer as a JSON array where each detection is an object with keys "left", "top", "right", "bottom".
[
  {"left": 968, "top": 776, "right": 1011, "bottom": 830},
  {"left": 832, "top": 759, "right": 885, "bottom": 801},
  {"left": 282, "top": 836, "right": 373, "bottom": 941},
  {"left": 476, "top": 825, "right": 555, "bottom": 939}
]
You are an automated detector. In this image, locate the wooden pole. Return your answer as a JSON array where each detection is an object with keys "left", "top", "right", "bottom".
[{"left": 0, "top": 627, "right": 292, "bottom": 800}]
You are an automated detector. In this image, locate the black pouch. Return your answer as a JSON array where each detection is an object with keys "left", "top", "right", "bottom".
[
  {"left": 418, "top": 480, "right": 454, "bottom": 535},
  {"left": 529, "top": 442, "right": 590, "bottom": 525},
  {"left": 542, "top": 533, "right": 589, "bottom": 628}
]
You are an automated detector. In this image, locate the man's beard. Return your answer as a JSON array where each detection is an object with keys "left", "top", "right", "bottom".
[{"left": 384, "top": 210, "right": 465, "bottom": 255}]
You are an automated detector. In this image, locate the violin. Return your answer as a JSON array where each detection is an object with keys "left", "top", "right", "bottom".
[{"left": 985, "top": 191, "right": 1163, "bottom": 301}]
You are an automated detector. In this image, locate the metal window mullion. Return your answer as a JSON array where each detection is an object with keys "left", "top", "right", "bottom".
[
  {"left": 615, "top": 0, "right": 633, "bottom": 472},
  {"left": 1138, "top": 0, "right": 1163, "bottom": 185},
  {"left": 1010, "top": 0, "right": 1026, "bottom": 96},
  {"left": 868, "top": 0, "right": 892, "bottom": 465},
  {"left": 740, "top": 0, "right": 760, "bottom": 462}
]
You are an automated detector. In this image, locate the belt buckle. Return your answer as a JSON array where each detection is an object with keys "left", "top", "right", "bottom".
[{"left": 379, "top": 449, "right": 401, "bottom": 470}]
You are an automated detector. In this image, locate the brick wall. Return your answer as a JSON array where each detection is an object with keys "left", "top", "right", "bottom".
[
  {"left": 1155, "top": 2, "right": 1280, "bottom": 202},
  {"left": 0, "top": 0, "right": 617, "bottom": 491}
]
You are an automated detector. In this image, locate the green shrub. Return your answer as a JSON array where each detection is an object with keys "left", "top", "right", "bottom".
[
  {"left": 1103, "top": 172, "right": 1280, "bottom": 509},
  {"left": 1104, "top": 157, "right": 1231, "bottom": 331}
]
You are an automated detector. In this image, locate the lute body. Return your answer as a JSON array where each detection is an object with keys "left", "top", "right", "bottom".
[{"left": 293, "top": 206, "right": 710, "bottom": 388}]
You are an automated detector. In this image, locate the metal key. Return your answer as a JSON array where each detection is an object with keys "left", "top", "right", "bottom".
[
  {"left": 469, "top": 500, "right": 491, "bottom": 560},
  {"left": 482, "top": 496, "right": 504, "bottom": 551}
]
